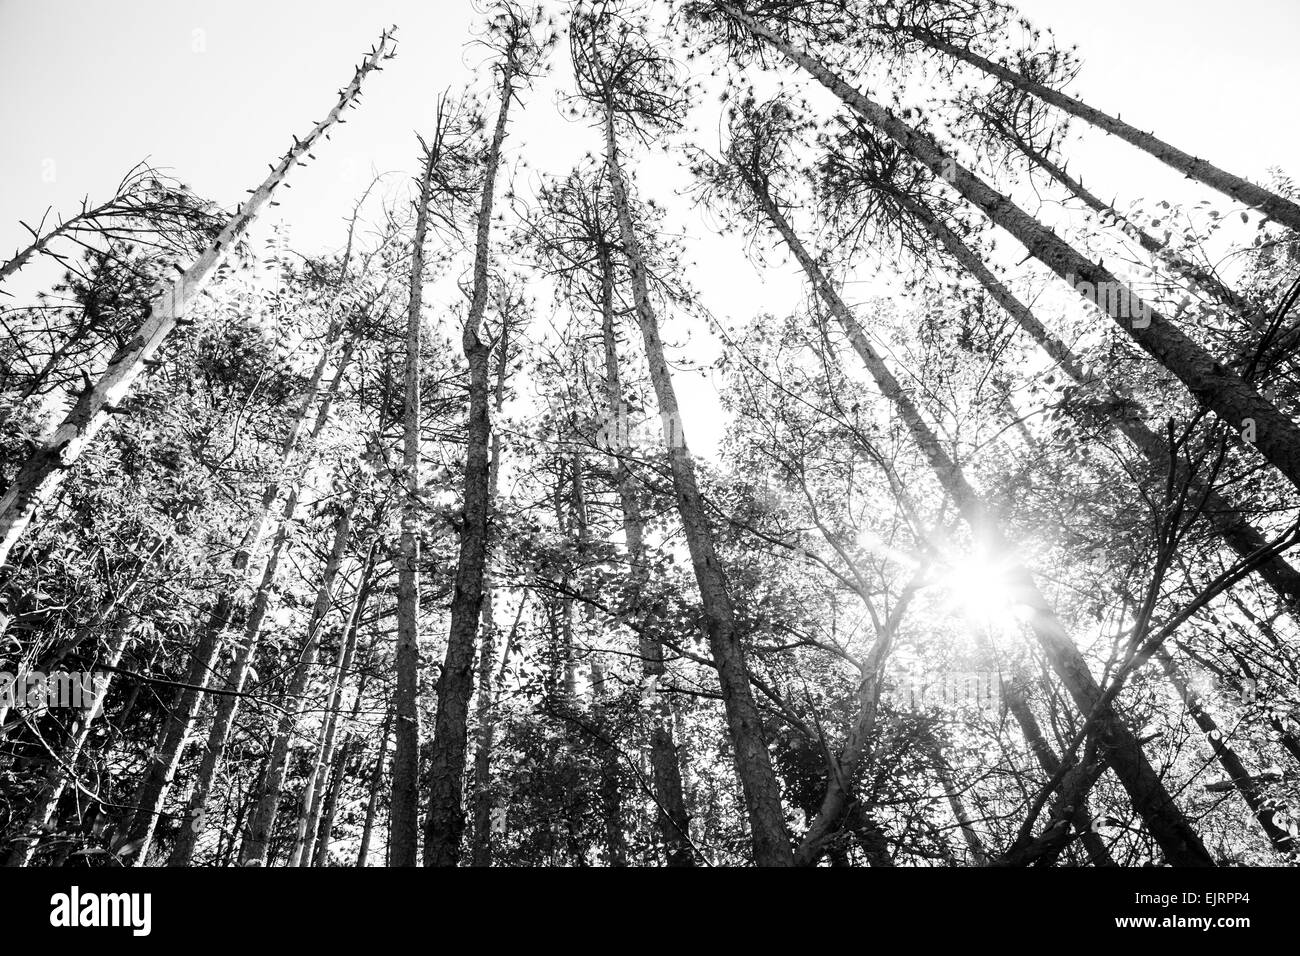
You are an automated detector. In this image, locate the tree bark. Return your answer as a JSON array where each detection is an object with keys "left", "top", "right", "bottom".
[
  {"left": 725, "top": 5, "right": 1300, "bottom": 496},
  {"left": 389, "top": 115, "right": 441, "bottom": 869},
  {"left": 466, "top": 323, "right": 513, "bottom": 866},
  {"left": 290, "top": 551, "right": 372, "bottom": 866},
  {"left": 596, "top": 240, "right": 696, "bottom": 866},
  {"left": 0, "top": 31, "right": 394, "bottom": 567},
  {"left": 895, "top": 23, "right": 1300, "bottom": 232},
  {"left": 1003, "top": 678, "right": 1116, "bottom": 866},
  {"left": 606, "top": 104, "right": 792, "bottom": 866},
  {"left": 423, "top": 58, "right": 516, "bottom": 868},
  {"left": 239, "top": 500, "right": 358, "bottom": 865},
  {"left": 312, "top": 670, "right": 367, "bottom": 867},
  {"left": 124, "top": 320, "right": 348, "bottom": 864},
  {"left": 168, "top": 337, "right": 356, "bottom": 866},
  {"left": 357, "top": 707, "right": 391, "bottom": 867},
  {"left": 895, "top": 192, "right": 1300, "bottom": 614},
  {"left": 741, "top": 168, "right": 1214, "bottom": 865}
]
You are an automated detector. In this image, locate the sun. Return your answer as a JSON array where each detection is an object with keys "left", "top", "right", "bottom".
[{"left": 940, "top": 545, "right": 1031, "bottom": 632}]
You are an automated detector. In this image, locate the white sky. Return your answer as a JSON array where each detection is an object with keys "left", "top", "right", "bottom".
[{"left": 2, "top": 0, "right": 1297, "bottom": 454}]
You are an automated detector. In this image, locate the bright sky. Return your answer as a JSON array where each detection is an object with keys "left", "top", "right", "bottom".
[{"left": 2, "top": 0, "right": 1296, "bottom": 453}]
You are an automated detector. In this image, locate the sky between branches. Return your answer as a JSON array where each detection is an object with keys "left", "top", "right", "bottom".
[{"left": 1, "top": 0, "right": 1296, "bottom": 454}]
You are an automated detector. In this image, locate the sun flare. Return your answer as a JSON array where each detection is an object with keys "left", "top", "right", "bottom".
[{"left": 941, "top": 547, "right": 1031, "bottom": 632}]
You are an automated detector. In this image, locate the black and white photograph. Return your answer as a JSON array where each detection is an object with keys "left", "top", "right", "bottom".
[{"left": 0, "top": 0, "right": 1295, "bottom": 938}]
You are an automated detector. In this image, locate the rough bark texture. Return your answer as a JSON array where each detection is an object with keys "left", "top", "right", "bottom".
[
  {"left": 606, "top": 106, "right": 792, "bottom": 866},
  {"left": 423, "top": 60, "right": 516, "bottom": 868},
  {"left": 389, "top": 124, "right": 439, "bottom": 869},
  {"left": 597, "top": 244, "right": 695, "bottom": 866},
  {"left": 728, "top": 6, "right": 1300, "bottom": 496}
]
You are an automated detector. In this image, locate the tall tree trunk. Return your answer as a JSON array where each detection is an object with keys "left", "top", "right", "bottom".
[
  {"left": 0, "top": 31, "right": 394, "bottom": 567},
  {"left": 468, "top": 595, "right": 527, "bottom": 866},
  {"left": 900, "top": 192, "right": 1300, "bottom": 610},
  {"left": 571, "top": 453, "right": 628, "bottom": 865},
  {"left": 891, "top": 22, "right": 1300, "bottom": 232},
  {"left": 553, "top": 458, "right": 579, "bottom": 699},
  {"left": 605, "top": 104, "right": 792, "bottom": 866},
  {"left": 1155, "top": 647, "right": 1295, "bottom": 854},
  {"left": 357, "top": 707, "right": 392, "bottom": 867},
  {"left": 724, "top": 6, "right": 1300, "bottom": 496},
  {"left": 595, "top": 241, "right": 696, "bottom": 866},
  {"left": 123, "top": 320, "right": 348, "bottom": 864},
  {"left": 931, "top": 743, "right": 990, "bottom": 865},
  {"left": 291, "top": 551, "right": 372, "bottom": 866},
  {"left": 423, "top": 57, "right": 516, "bottom": 869},
  {"left": 239, "top": 501, "right": 358, "bottom": 865},
  {"left": 389, "top": 117, "right": 441, "bottom": 869},
  {"left": 466, "top": 323, "right": 512, "bottom": 867},
  {"left": 1003, "top": 678, "right": 1116, "bottom": 866},
  {"left": 312, "top": 671, "right": 368, "bottom": 867},
  {"left": 168, "top": 336, "right": 356, "bottom": 866},
  {"left": 985, "top": 114, "right": 1256, "bottom": 321},
  {"left": 741, "top": 169, "right": 1214, "bottom": 865},
  {"left": 792, "top": 578, "right": 915, "bottom": 866}
]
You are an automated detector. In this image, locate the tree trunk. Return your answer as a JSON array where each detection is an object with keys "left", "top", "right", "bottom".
[
  {"left": 572, "top": 453, "right": 628, "bottom": 865},
  {"left": 0, "top": 31, "right": 394, "bottom": 567},
  {"left": 895, "top": 191, "right": 1300, "bottom": 614},
  {"left": 357, "top": 707, "right": 391, "bottom": 868},
  {"left": 423, "top": 59, "right": 516, "bottom": 869},
  {"left": 932, "top": 745, "right": 990, "bottom": 865},
  {"left": 312, "top": 671, "right": 367, "bottom": 868},
  {"left": 987, "top": 114, "right": 1256, "bottom": 323},
  {"left": 596, "top": 241, "right": 696, "bottom": 866},
  {"left": 168, "top": 336, "right": 356, "bottom": 866},
  {"left": 605, "top": 104, "right": 792, "bottom": 866},
  {"left": 1003, "top": 678, "right": 1116, "bottom": 866},
  {"left": 896, "top": 23, "right": 1300, "bottom": 232},
  {"left": 123, "top": 322, "right": 348, "bottom": 864},
  {"left": 290, "top": 552, "right": 372, "bottom": 866},
  {"left": 791, "top": 583, "right": 908, "bottom": 866},
  {"left": 467, "top": 323, "right": 513, "bottom": 867},
  {"left": 1155, "top": 647, "right": 1295, "bottom": 854},
  {"left": 727, "top": 6, "right": 1300, "bottom": 496},
  {"left": 742, "top": 168, "right": 1214, "bottom": 865},
  {"left": 239, "top": 500, "right": 357, "bottom": 865},
  {"left": 389, "top": 116, "right": 441, "bottom": 869}
]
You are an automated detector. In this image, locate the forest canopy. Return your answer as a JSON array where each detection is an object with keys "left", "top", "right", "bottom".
[{"left": 0, "top": 0, "right": 1298, "bottom": 869}]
